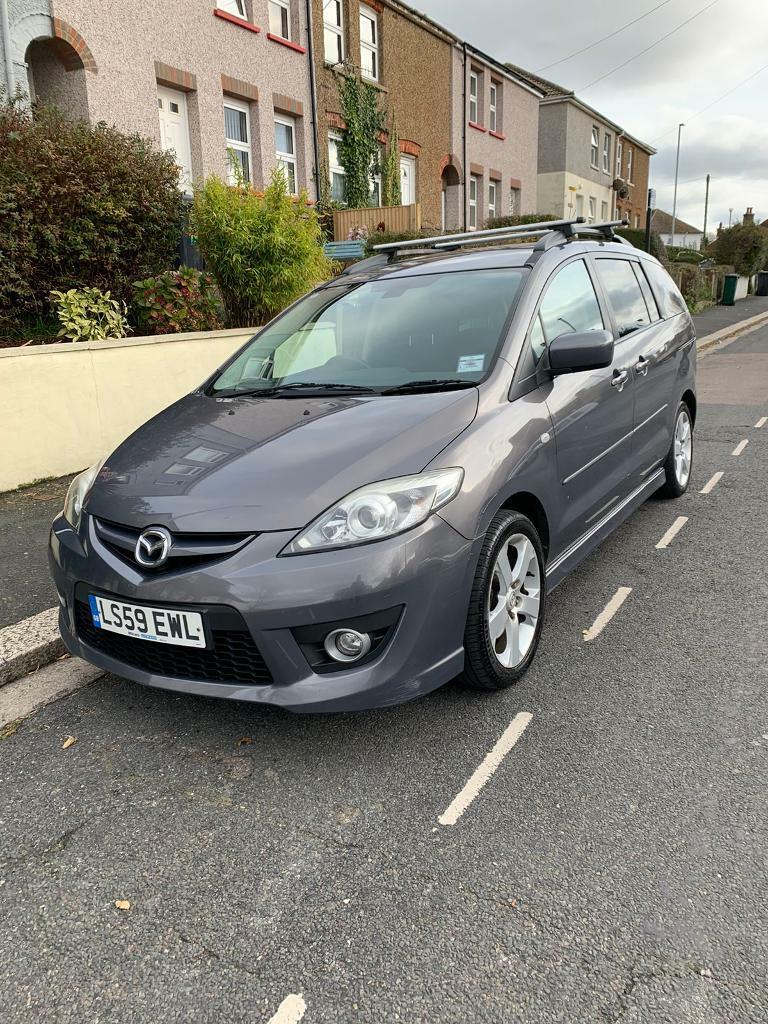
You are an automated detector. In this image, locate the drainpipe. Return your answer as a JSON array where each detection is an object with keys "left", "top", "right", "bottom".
[
  {"left": 462, "top": 42, "right": 467, "bottom": 230},
  {"left": 0, "top": 0, "right": 14, "bottom": 96},
  {"left": 304, "top": 0, "right": 321, "bottom": 204}
]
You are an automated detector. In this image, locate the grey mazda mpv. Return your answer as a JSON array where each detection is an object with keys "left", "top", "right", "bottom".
[{"left": 49, "top": 218, "right": 696, "bottom": 712}]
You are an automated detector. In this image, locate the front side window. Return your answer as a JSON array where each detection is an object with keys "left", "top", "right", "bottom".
[
  {"left": 469, "top": 71, "right": 478, "bottom": 123},
  {"left": 275, "top": 116, "right": 297, "bottom": 194},
  {"left": 488, "top": 180, "right": 497, "bottom": 219},
  {"left": 217, "top": 0, "right": 246, "bottom": 15},
  {"left": 268, "top": 0, "right": 290, "bottom": 38},
  {"left": 489, "top": 83, "right": 498, "bottom": 132},
  {"left": 590, "top": 126, "right": 599, "bottom": 167},
  {"left": 224, "top": 101, "right": 251, "bottom": 184},
  {"left": 209, "top": 269, "right": 527, "bottom": 395},
  {"left": 328, "top": 131, "right": 346, "bottom": 203},
  {"left": 360, "top": 5, "right": 378, "bottom": 81},
  {"left": 535, "top": 259, "right": 604, "bottom": 357},
  {"left": 323, "top": 0, "right": 344, "bottom": 63},
  {"left": 595, "top": 258, "right": 651, "bottom": 337},
  {"left": 469, "top": 175, "right": 478, "bottom": 229},
  {"left": 602, "top": 133, "right": 611, "bottom": 174}
]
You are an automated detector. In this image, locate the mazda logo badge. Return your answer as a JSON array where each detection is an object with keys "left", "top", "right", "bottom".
[{"left": 135, "top": 526, "right": 172, "bottom": 568}]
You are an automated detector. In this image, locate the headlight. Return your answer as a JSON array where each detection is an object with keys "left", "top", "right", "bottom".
[
  {"left": 284, "top": 468, "right": 464, "bottom": 554},
  {"left": 63, "top": 457, "right": 107, "bottom": 530}
]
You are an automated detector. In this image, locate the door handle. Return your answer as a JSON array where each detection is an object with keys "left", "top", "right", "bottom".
[
  {"left": 611, "top": 369, "right": 630, "bottom": 392},
  {"left": 635, "top": 356, "right": 649, "bottom": 376}
]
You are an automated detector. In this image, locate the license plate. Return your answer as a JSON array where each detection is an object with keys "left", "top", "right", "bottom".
[{"left": 88, "top": 595, "right": 206, "bottom": 648}]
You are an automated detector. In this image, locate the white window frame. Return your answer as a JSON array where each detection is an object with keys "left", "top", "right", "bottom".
[
  {"left": 488, "top": 179, "right": 497, "bottom": 219},
  {"left": 217, "top": 0, "right": 246, "bottom": 16},
  {"left": 602, "top": 133, "right": 611, "bottom": 174},
  {"left": 275, "top": 114, "right": 298, "bottom": 195},
  {"left": 469, "top": 174, "right": 479, "bottom": 229},
  {"left": 588, "top": 196, "right": 596, "bottom": 224},
  {"left": 328, "top": 130, "right": 346, "bottom": 204},
  {"left": 323, "top": 0, "right": 344, "bottom": 64},
  {"left": 469, "top": 71, "right": 478, "bottom": 124},
  {"left": 590, "top": 126, "right": 599, "bottom": 168},
  {"left": 510, "top": 186, "right": 520, "bottom": 216},
  {"left": 359, "top": 5, "right": 379, "bottom": 82},
  {"left": 601, "top": 200, "right": 608, "bottom": 221},
  {"left": 616, "top": 139, "right": 623, "bottom": 178},
  {"left": 489, "top": 82, "right": 497, "bottom": 133},
  {"left": 268, "top": 0, "right": 290, "bottom": 39},
  {"left": 575, "top": 193, "right": 584, "bottom": 218},
  {"left": 224, "top": 98, "right": 252, "bottom": 185},
  {"left": 626, "top": 146, "right": 634, "bottom": 183}
]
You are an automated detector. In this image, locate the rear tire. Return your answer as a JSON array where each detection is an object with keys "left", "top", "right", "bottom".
[
  {"left": 658, "top": 401, "right": 693, "bottom": 498},
  {"left": 461, "top": 510, "right": 546, "bottom": 691}
]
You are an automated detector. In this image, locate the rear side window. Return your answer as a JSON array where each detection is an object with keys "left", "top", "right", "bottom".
[
  {"left": 534, "top": 259, "right": 604, "bottom": 358},
  {"left": 633, "top": 263, "right": 660, "bottom": 321},
  {"left": 641, "top": 260, "right": 688, "bottom": 318},
  {"left": 594, "top": 258, "right": 651, "bottom": 337}
]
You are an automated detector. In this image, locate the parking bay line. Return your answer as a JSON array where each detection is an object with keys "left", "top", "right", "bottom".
[
  {"left": 267, "top": 994, "right": 307, "bottom": 1024},
  {"left": 655, "top": 517, "right": 689, "bottom": 550},
  {"left": 437, "top": 712, "right": 533, "bottom": 827},
  {"left": 754, "top": 416, "right": 767, "bottom": 429},
  {"left": 582, "top": 586, "right": 632, "bottom": 642},
  {"left": 700, "top": 472, "right": 724, "bottom": 495},
  {"left": 732, "top": 439, "right": 749, "bottom": 456}
]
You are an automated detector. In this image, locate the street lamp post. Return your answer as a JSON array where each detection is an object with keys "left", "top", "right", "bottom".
[{"left": 671, "top": 123, "right": 685, "bottom": 245}]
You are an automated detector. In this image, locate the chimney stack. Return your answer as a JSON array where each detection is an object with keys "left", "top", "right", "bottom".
[{"left": 744, "top": 207, "right": 755, "bottom": 225}]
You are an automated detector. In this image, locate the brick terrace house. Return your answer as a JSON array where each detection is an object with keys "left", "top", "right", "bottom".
[
  {"left": 508, "top": 65, "right": 655, "bottom": 230},
  {"left": 312, "top": 0, "right": 454, "bottom": 230},
  {"left": 7, "top": 0, "right": 317, "bottom": 197}
]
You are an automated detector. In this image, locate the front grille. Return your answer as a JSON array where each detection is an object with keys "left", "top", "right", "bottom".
[
  {"left": 93, "top": 517, "right": 255, "bottom": 575},
  {"left": 74, "top": 596, "right": 272, "bottom": 685}
]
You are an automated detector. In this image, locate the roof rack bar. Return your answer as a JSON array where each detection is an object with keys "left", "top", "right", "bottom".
[
  {"left": 371, "top": 217, "right": 586, "bottom": 253},
  {"left": 432, "top": 227, "right": 555, "bottom": 251},
  {"left": 532, "top": 219, "right": 630, "bottom": 253}
]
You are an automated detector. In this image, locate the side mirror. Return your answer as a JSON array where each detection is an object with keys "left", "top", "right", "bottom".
[{"left": 548, "top": 330, "right": 614, "bottom": 374}]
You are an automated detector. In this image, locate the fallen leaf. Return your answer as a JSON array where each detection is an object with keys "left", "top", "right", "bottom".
[
  {"left": 114, "top": 900, "right": 131, "bottom": 911},
  {"left": 61, "top": 735, "right": 77, "bottom": 749},
  {"left": 236, "top": 736, "right": 253, "bottom": 747}
]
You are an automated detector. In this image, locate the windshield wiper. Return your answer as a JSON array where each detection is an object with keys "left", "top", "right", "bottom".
[
  {"left": 220, "top": 381, "right": 377, "bottom": 398},
  {"left": 380, "top": 379, "right": 478, "bottom": 395}
]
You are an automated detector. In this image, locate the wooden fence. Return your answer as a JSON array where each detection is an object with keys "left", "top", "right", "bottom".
[{"left": 333, "top": 203, "right": 421, "bottom": 241}]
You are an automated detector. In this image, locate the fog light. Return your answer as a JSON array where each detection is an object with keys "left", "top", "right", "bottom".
[{"left": 323, "top": 628, "right": 372, "bottom": 664}]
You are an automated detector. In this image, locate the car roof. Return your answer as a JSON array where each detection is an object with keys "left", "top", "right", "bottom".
[{"left": 338, "top": 239, "right": 650, "bottom": 284}]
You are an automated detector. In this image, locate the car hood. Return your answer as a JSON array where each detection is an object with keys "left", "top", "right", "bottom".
[{"left": 86, "top": 390, "right": 478, "bottom": 533}]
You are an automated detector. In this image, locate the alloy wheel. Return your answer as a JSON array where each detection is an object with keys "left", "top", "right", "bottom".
[
  {"left": 673, "top": 408, "right": 692, "bottom": 488},
  {"left": 487, "top": 533, "right": 542, "bottom": 669}
]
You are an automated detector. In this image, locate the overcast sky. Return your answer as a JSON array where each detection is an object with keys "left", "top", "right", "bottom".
[{"left": 414, "top": 0, "right": 768, "bottom": 235}]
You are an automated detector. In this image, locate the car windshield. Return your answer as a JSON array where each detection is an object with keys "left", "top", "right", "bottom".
[{"left": 209, "top": 268, "right": 526, "bottom": 396}]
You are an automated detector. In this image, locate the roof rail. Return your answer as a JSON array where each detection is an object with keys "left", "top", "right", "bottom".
[{"left": 371, "top": 217, "right": 586, "bottom": 258}]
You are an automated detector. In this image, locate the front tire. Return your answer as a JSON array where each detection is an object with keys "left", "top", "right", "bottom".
[
  {"left": 658, "top": 401, "right": 693, "bottom": 498},
  {"left": 461, "top": 511, "right": 546, "bottom": 691}
]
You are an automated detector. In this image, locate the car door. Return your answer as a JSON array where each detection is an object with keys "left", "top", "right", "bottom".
[
  {"left": 532, "top": 257, "right": 636, "bottom": 549},
  {"left": 592, "top": 256, "right": 679, "bottom": 483}
]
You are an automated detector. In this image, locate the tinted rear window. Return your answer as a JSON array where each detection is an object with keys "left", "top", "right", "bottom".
[
  {"left": 641, "top": 260, "right": 688, "bottom": 318},
  {"left": 594, "top": 258, "right": 651, "bottom": 337}
]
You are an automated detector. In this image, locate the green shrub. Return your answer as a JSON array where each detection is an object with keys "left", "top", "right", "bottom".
[
  {"left": 133, "top": 267, "right": 221, "bottom": 335},
  {"left": 50, "top": 287, "right": 129, "bottom": 342},
  {"left": 0, "top": 99, "right": 182, "bottom": 328},
  {"left": 615, "top": 228, "right": 667, "bottom": 262},
  {"left": 666, "top": 246, "right": 705, "bottom": 264},
  {"left": 714, "top": 223, "right": 768, "bottom": 276},
  {"left": 190, "top": 172, "right": 333, "bottom": 327},
  {"left": 485, "top": 212, "right": 558, "bottom": 230}
]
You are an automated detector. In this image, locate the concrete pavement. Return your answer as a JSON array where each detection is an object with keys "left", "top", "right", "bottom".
[{"left": 0, "top": 322, "right": 767, "bottom": 1021}]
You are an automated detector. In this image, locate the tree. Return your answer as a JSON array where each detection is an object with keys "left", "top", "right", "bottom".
[
  {"left": 190, "top": 172, "right": 333, "bottom": 328},
  {"left": 335, "top": 70, "right": 386, "bottom": 209},
  {"left": 714, "top": 223, "right": 768, "bottom": 276},
  {"left": 0, "top": 97, "right": 181, "bottom": 327}
]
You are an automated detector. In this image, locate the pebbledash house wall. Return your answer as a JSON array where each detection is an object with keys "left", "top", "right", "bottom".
[
  {"left": 310, "top": 0, "right": 453, "bottom": 230},
  {"left": 17, "top": 0, "right": 316, "bottom": 196},
  {"left": 449, "top": 47, "right": 540, "bottom": 230}
]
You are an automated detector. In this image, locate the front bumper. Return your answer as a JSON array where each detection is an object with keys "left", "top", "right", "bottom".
[{"left": 49, "top": 513, "right": 475, "bottom": 712}]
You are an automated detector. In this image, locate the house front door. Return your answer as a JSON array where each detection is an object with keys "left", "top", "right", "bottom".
[
  {"left": 157, "top": 86, "right": 193, "bottom": 194},
  {"left": 400, "top": 155, "right": 416, "bottom": 205}
]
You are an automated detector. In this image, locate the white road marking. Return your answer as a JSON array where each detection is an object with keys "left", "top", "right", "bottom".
[
  {"left": 582, "top": 587, "right": 632, "bottom": 642},
  {"left": 754, "top": 416, "right": 767, "bottom": 428},
  {"left": 655, "top": 516, "right": 689, "bottom": 550},
  {"left": 267, "top": 995, "right": 307, "bottom": 1024},
  {"left": 0, "top": 657, "right": 102, "bottom": 730},
  {"left": 438, "top": 712, "right": 533, "bottom": 827},
  {"left": 700, "top": 472, "right": 723, "bottom": 495},
  {"left": 732, "top": 439, "right": 749, "bottom": 456}
]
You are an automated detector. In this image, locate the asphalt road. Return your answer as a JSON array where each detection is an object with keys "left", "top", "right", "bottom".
[{"left": 1, "top": 327, "right": 767, "bottom": 1023}]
